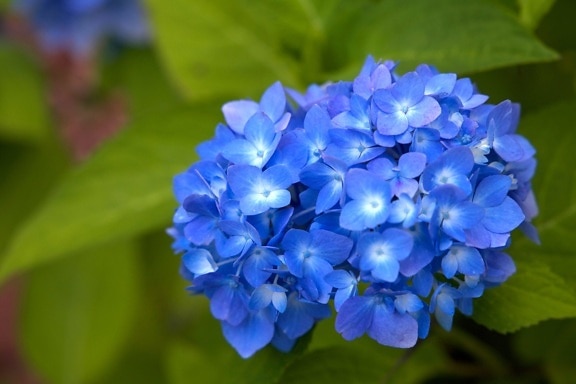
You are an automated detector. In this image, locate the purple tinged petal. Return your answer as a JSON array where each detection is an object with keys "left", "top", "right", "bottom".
[
  {"left": 352, "top": 75, "right": 373, "bottom": 100},
  {"left": 368, "top": 304, "right": 418, "bottom": 348},
  {"left": 373, "top": 90, "right": 401, "bottom": 113},
  {"left": 222, "top": 100, "right": 260, "bottom": 134},
  {"left": 464, "top": 224, "right": 492, "bottom": 249},
  {"left": 494, "top": 134, "right": 536, "bottom": 162},
  {"left": 483, "top": 250, "right": 516, "bottom": 284},
  {"left": 392, "top": 72, "right": 425, "bottom": 106},
  {"left": 398, "top": 152, "right": 427, "bottom": 178},
  {"left": 391, "top": 178, "right": 419, "bottom": 198},
  {"left": 372, "top": 65, "right": 393, "bottom": 89},
  {"left": 259, "top": 81, "right": 286, "bottom": 122},
  {"left": 377, "top": 111, "right": 409, "bottom": 136},
  {"left": 406, "top": 96, "right": 441, "bottom": 127},
  {"left": 335, "top": 296, "right": 374, "bottom": 340}
]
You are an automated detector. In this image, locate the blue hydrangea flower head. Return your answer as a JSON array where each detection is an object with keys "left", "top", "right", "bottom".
[
  {"left": 11, "top": 0, "right": 149, "bottom": 55},
  {"left": 169, "top": 56, "right": 538, "bottom": 358}
]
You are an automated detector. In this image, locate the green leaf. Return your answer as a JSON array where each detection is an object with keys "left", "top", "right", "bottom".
[
  {"left": 145, "top": 0, "right": 302, "bottom": 101},
  {"left": 337, "top": 0, "right": 558, "bottom": 76},
  {"left": 0, "top": 44, "right": 51, "bottom": 142},
  {"left": 473, "top": 99, "right": 576, "bottom": 332},
  {"left": 473, "top": 257, "right": 576, "bottom": 333},
  {"left": 0, "top": 104, "right": 221, "bottom": 283},
  {"left": 0, "top": 140, "right": 69, "bottom": 253},
  {"left": 278, "top": 336, "right": 447, "bottom": 384},
  {"left": 100, "top": 48, "right": 183, "bottom": 118},
  {"left": 518, "top": 0, "right": 556, "bottom": 30},
  {"left": 19, "top": 240, "right": 140, "bottom": 384},
  {"left": 292, "top": 318, "right": 448, "bottom": 384},
  {"left": 514, "top": 99, "right": 576, "bottom": 289}
]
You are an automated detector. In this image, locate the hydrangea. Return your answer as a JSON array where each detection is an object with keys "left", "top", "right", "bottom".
[
  {"left": 11, "top": 0, "right": 149, "bottom": 54},
  {"left": 169, "top": 57, "right": 538, "bottom": 358}
]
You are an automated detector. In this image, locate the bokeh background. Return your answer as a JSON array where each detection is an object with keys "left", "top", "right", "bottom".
[{"left": 1, "top": 0, "right": 576, "bottom": 383}]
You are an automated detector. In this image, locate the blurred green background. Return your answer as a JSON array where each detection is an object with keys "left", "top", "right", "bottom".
[{"left": 1, "top": 0, "right": 576, "bottom": 383}]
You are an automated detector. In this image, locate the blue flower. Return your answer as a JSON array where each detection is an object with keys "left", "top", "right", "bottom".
[
  {"left": 222, "top": 81, "right": 290, "bottom": 135},
  {"left": 227, "top": 164, "right": 292, "bottom": 215},
  {"left": 170, "top": 56, "right": 538, "bottom": 358},
  {"left": 222, "top": 113, "right": 282, "bottom": 168},
  {"left": 339, "top": 168, "right": 392, "bottom": 231},
  {"left": 357, "top": 228, "right": 414, "bottom": 282},
  {"left": 373, "top": 72, "right": 441, "bottom": 137},
  {"left": 282, "top": 229, "right": 353, "bottom": 303},
  {"left": 300, "top": 156, "right": 347, "bottom": 214},
  {"left": 335, "top": 293, "right": 418, "bottom": 348}
]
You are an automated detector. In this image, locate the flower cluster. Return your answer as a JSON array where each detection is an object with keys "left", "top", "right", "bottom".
[
  {"left": 169, "top": 57, "right": 538, "bottom": 358},
  {"left": 11, "top": 0, "right": 149, "bottom": 54}
]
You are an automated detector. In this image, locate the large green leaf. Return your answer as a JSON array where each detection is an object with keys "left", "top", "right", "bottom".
[
  {"left": 0, "top": 104, "right": 221, "bottom": 283},
  {"left": 19, "top": 240, "right": 140, "bottom": 384},
  {"left": 518, "top": 0, "right": 556, "bottom": 29},
  {"left": 0, "top": 45, "right": 51, "bottom": 142},
  {"left": 145, "top": 0, "right": 303, "bottom": 101},
  {"left": 473, "top": 99, "right": 576, "bottom": 332},
  {"left": 336, "top": 0, "right": 558, "bottom": 77}
]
